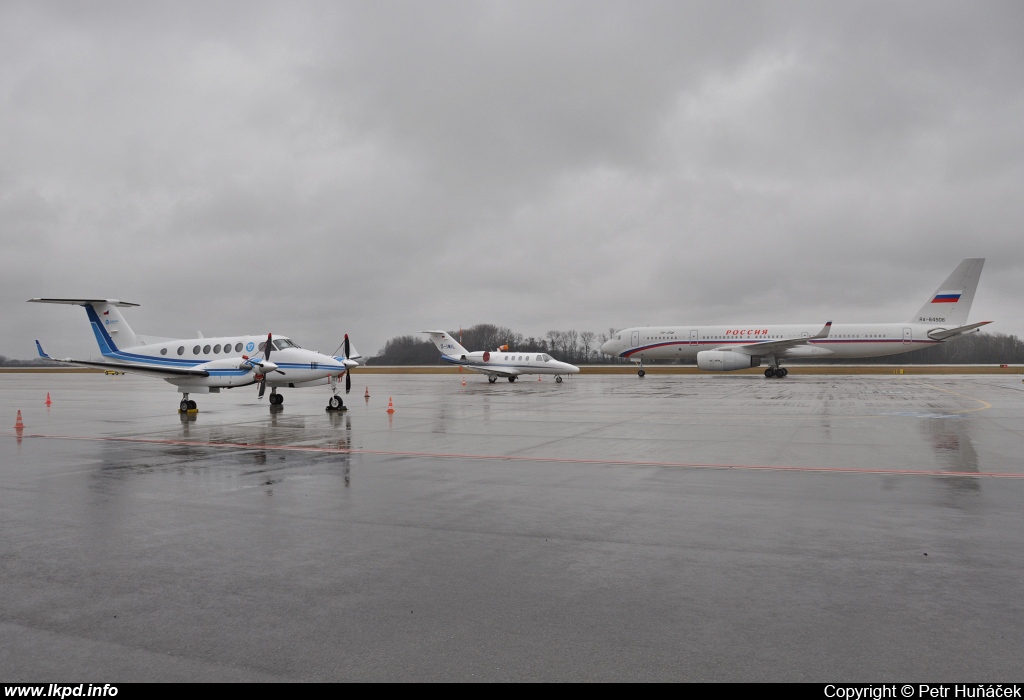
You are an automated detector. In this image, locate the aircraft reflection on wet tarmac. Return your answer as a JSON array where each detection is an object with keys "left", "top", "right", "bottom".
[{"left": 3, "top": 372, "right": 1024, "bottom": 681}]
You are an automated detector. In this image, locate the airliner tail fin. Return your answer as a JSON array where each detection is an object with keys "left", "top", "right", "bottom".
[{"left": 910, "top": 259, "right": 985, "bottom": 326}]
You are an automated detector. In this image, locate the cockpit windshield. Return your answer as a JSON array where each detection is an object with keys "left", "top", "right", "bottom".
[
  {"left": 539, "top": 354, "right": 552, "bottom": 362},
  {"left": 272, "top": 338, "right": 299, "bottom": 350}
]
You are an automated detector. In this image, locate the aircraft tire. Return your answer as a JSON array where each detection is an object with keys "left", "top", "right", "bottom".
[
  {"left": 488, "top": 376, "right": 497, "bottom": 384},
  {"left": 328, "top": 396, "right": 343, "bottom": 410},
  {"left": 780, "top": 368, "right": 788, "bottom": 377},
  {"left": 765, "top": 368, "right": 776, "bottom": 378},
  {"left": 179, "top": 399, "right": 189, "bottom": 412},
  {"left": 187, "top": 400, "right": 197, "bottom": 410},
  {"left": 556, "top": 376, "right": 563, "bottom": 383},
  {"left": 638, "top": 369, "right": 645, "bottom": 378},
  {"left": 508, "top": 376, "right": 516, "bottom": 383}
]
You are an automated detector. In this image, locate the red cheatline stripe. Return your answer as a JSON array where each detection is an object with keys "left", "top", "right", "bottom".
[{"left": 6, "top": 431, "right": 1023, "bottom": 479}]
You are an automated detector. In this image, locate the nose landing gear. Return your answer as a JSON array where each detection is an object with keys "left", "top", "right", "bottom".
[
  {"left": 326, "top": 395, "right": 346, "bottom": 411},
  {"left": 637, "top": 360, "right": 645, "bottom": 378}
]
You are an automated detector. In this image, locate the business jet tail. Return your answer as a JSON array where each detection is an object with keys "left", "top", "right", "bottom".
[
  {"left": 421, "top": 330, "right": 469, "bottom": 358},
  {"left": 909, "top": 258, "right": 985, "bottom": 326},
  {"left": 28, "top": 299, "right": 141, "bottom": 355}
]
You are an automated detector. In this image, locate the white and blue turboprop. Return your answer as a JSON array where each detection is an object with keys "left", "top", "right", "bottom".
[
  {"left": 600, "top": 258, "right": 990, "bottom": 378},
  {"left": 423, "top": 330, "right": 580, "bottom": 383},
  {"left": 29, "top": 298, "right": 362, "bottom": 411}
]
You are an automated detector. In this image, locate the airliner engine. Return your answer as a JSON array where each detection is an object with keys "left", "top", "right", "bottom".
[{"left": 697, "top": 351, "right": 762, "bottom": 371}]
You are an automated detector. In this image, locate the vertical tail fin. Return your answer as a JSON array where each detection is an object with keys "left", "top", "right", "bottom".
[
  {"left": 910, "top": 259, "right": 985, "bottom": 326},
  {"left": 421, "top": 330, "right": 469, "bottom": 358},
  {"left": 27, "top": 299, "right": 140, "bottom": 356}
]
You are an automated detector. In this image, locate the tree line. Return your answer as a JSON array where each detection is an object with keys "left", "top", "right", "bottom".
[{"left": 366, "top": 325, "right": 1024, "bottom": 366}]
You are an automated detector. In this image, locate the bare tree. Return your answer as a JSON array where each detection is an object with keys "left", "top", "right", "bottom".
[{"left": 580, "top": 331, "right": 596, "bottom": 363}]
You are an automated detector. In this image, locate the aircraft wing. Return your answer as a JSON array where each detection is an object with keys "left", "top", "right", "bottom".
[
  {"left": 927, "top": 321, "right": 992, "bottom": 341},
  {"left": 35, "top": 341, "right": 209, "bottom": 378},
  {"left": 463, "top": 364, "right": 521, "bottom": 378},
  {"left": 718, "top": 321, "right": 832, "bottom": 357}
]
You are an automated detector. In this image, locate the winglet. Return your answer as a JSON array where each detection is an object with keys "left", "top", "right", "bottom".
[
  {"left": 813, "top": 321, "right": 833, "bottom": 339},
  {"left": 35, "top": 340, "right": 51, "bottom": 359}
]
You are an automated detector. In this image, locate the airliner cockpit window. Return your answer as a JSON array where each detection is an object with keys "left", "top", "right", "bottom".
[
  {"left": 536, "top": 355, "right": 543, "bottom": 361},
  {"left": 541, "top": 354, "right": 552, "bottom": 361}
]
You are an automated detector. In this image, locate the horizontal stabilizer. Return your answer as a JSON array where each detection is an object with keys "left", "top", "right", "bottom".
[
  {"left": 27, "top": 298, "right": 139, "bottom": 307},
  {"left": 927, "top": 321, "right": 992, "bottom": 341}
]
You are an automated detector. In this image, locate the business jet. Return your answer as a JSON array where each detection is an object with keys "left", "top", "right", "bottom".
[
  {"left": 600, "top": 258, "right": 989, "bottom": 378},
  {"left": 422, "top": 330, "right": 580, "bottom": 383},
  {"left": 29, "top": 298, "right": 362, "bottom": 411}
]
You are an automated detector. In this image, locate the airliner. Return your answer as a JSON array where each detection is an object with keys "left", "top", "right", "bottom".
[
  {"left": 600, "top": 259, "right": 989, "bottom": 378},
  {"left": 423, "top": 330, "right": 580, "bottom": 383},
  {"left": 30, "top": 298, "right": 362, "bottom": 411}
]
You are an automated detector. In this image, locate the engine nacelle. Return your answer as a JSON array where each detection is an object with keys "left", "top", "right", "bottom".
[{"left": 697, "top": 350, "right": 762, "bottom": 372}]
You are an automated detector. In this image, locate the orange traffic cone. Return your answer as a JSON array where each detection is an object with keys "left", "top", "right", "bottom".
[
  {"left": 538, "top": 375, "right": 542, "bottom": 382},
  {"left": 386, "top": 397, "right": 395, "bottom": 414},
  {"left": 461, "top": 376, "right": 466, "bottom": 386},
  {"left": 364, "top": 386, "right": 370, "bottom": 398},
  {"left": 45, "top": 392, "right": 52, "bottom": 406},
  {"left": 14, "top": 410, "right": 25, "bottom": 429}
]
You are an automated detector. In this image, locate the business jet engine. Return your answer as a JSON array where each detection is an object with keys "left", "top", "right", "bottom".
[{"left": 697, "top": 350, "right": 762, "bottom": 372}]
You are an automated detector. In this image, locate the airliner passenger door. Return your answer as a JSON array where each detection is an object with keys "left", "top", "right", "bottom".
[
  {"left": 631, "top": 331, "right": 639, "bottom": 347},
  {"left": 903, "top": 327, "right": 912, "bottom": 344},
  {"left": 690, "top": 330, "right": 698, "bottom": 345}
]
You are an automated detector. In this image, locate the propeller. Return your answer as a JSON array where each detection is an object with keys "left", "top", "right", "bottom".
[
  {"left": 330, "top": 334, "right": 358, "bottom": 395},
  {"left": 344, "top": 334, "right": 352, "bottom": 394},
  {"left": 243, "top": 333, "right": 285, "bottom": 399}
]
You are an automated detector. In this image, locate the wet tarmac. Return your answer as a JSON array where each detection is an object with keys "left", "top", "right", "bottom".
[{"left": 2, "top": 372, "right": 1023, "bottom": 681}]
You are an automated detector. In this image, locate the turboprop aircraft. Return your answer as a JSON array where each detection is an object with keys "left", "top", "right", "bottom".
[
  {"left": 422, "top": 330, "right": 580, "bottom": 383},
  {"left": 600, "top": 258, "right": 990, "bottom": 378},
  {"left": 29, "top": 299, "right": 362, "bottom": 411}
]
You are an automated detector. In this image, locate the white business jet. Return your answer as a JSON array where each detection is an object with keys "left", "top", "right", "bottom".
[
  {"left": 600, "top": 258, "right": 990, "bottom": 378},
  {"left": 422, "top": 330, "right": 580, "bottom": 383},
  {"left": 30, "top": 299, "right": 362, "bottom": 411}
]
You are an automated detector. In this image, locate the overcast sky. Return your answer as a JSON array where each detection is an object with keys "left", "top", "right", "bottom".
[{"left": 3, "top": 1, "right": 1022, "bottom": 359}]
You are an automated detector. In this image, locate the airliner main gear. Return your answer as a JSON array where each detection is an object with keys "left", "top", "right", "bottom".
[
  {"left": 488, "top": 376, "right": 497, "bottom": 383},
  {"left": 555, "top": 376, "right": 563, "bottom": 383},
  {"left": 508, "top": 376, "right": 517, "bottom": 382}
]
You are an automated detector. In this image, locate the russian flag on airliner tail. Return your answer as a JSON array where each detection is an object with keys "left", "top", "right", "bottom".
[{"left": 931, "top": 291, "right": 962, "bottom": 303}]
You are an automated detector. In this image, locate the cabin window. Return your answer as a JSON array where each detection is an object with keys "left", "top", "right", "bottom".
[
  {"left": 223, "top": 345, "right": 231, "bottom": 354},
  {"left": 160, "top": 348, "right": 168, "bottom": 356},
  {"left": 177, "top": 346, "right": 185, "bottom": 356},
  {"left": 213, "top": 344, "right": 222, "bottom": 353},
  {"left": 203, "top": 345, "right": 211, "bottom": 354},
  {"left": 193, "top": 345, "right": 201, "bottom": 355},
  {"left": 235, "top": 343, "right": 243, "bottom": 352}
]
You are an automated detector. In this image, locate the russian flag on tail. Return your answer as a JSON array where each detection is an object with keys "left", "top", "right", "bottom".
[{"left": 931, "top": 291, "right": 962, "bottom": 303}]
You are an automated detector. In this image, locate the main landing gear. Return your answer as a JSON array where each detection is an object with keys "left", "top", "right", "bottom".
[
  {"left": 268, "top": 389, "right": 284, "bottom": 406},
  {"left": 326, "top": 395, "right": 346, "bottom": 411},
  {"left": 555, "top": 375, "right": 563, "bottom": 383},
  {"left": 508, "top": 376, "right": 517, "bottom": 383},
  {"left": 178, "top": 393, "right": 197, "bottom": 413},
  {"left": 488, "top": 375, "right": 498, "bottom": 384},
  {"left": 764, "top": 367, "right": 788, "bottom": 378}
]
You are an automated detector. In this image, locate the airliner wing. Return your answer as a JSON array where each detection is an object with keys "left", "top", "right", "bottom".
[
  {"left": 926, "top": 321, "right": 992, "bottom": 341},
  {"left": 464, "top": 364, "right": 521, "bottom": 378},
  {"left": 35, "top": 341, "right": 210, "bottom": 378},
  {"left": 720, "top": 321, "right": 832, "bottom": 357}
]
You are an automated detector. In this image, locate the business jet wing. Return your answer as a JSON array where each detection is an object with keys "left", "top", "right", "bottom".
[
  {"left": 718, "top": 321, "right": 832, "bottom": 357},
  {"left": 926, "top": 321, "right": 991, "bottom": 341},
  {"left": 463, "top": 364, "right": 521, "bottom": 378},
  {"left": 35, "top": 341, "right": 210, "bottom": 378}
]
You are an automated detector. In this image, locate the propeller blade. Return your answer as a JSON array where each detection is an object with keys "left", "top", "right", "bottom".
[
  {"left": 264, "top": 333, "right": 273, "bottom": 362},
  {"left": 345, "top": 369, "right": 351, "bottom": 394},
  {"left": 344, "top": 334, "right": 350, "bottom": 359},
  {"left": 257, "top": 377, "right": 266, "bottom": 399}
]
